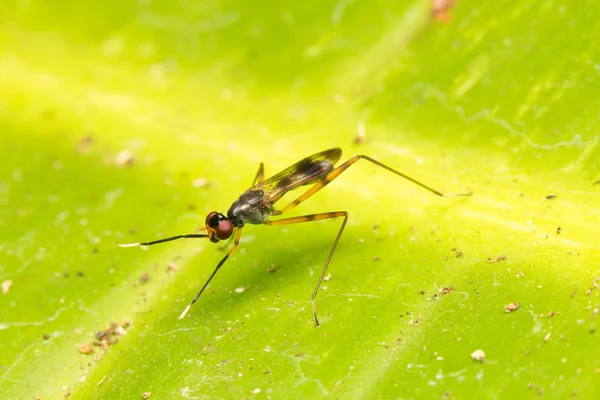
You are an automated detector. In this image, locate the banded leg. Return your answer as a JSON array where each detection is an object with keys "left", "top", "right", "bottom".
[
  {"left": 251, "top": 162, "right": 265, "bottom": 187},
  {"left": 178, "top": 227, "right": 243, "bottom": 319},
  {"left": 266, "top": 211, "right": 348, "bottom": 326},
  {"left": 277, "top": 155, "right": 470, "bottom": 215},
  {"left": 116, "top": 233, "right": 209, "bottom": 248}
]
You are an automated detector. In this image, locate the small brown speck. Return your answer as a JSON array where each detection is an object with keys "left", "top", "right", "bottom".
[
  {"left": 471, "top": 349, "right": 485, "bottom": 362},
  {"left": 140, "top": 273, "right": 150, "bottom": 284},
  {"left": 556, "top": 227, "right": 561, "bottom": 234},
  {"left": 505, "top": 302, "right": 520, "bottom": 313},
  {"left": 455, "top": 251, "right": 463, "bottom": 258},
  {"left": 440, "top": 286, "right": 454, "bottom": 295},
  {"left": 78, "top": 343, "right": 95, "bottom": 354},
  {"left": 488, "top": 255, "right": 507, "bottom": 263},
  {"left": 77, "top": 135, "right": 94, "bottom": 153},
  {"left": 264, "top": 369, "right": 271, "bottom": 374},
  {"left": 63, "top": 386, "right": 71, "bottom": 398},
  {"left": 546, "top": 312, "right": 555, "bottom": 317},
  {"left": 570, "top": 289, "right": 578, "bottom": 297},
  {"left": 546, "top": 194, "right": 556, "bottom": 200},
  {"left": 373, "top": 256, "right": 379, "bottom": 261},
  {"left": 419, "top": 289, "right": 425, "bottom": 295},
  {"left": 431, "top": 0, "right": 457, "bottom": 22},
  {"left": 142, "top": 392, "right": 152, "bottom": 399},
  {"left": 43, "top": 333, "right": 50, "bottom": 340}
]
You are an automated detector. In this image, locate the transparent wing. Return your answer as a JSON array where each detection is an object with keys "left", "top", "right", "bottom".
[{"left": 256, "top": 148, "right": 342, "bottom": 204}]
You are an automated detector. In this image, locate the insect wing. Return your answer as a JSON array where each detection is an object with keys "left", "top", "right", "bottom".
[{"left": 256, "top": 148, "right": 342, "bottom": 203}]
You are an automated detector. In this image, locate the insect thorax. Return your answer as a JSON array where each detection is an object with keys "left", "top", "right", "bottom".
[{"left": 227, "top": 189, "right": 271, "bottom": 227}]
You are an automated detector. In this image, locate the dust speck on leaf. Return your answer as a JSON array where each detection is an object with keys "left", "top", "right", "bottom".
[
  {"left": 140, "top": 273, "right": 150, "bottom": 284},
  {"left": 142, "top": 392, "right": 152, "bottom": 399},
  {"left": 440, "top": 286, "right": 454, "bottom": 295},
  {"left": 115, "top": 150, "right": 134, "bottom": 167},
  {"left": 1, "top": 280, "right": 13, "bottom": 294},
  {"left": 97, "top": 375, "right": 108, "bottom": 387},
  {"left": 471, "top": 349, "right": 485, "bottom": 362},
  {"left": 167, "top": 262, "right": 179, "bottom": 273},
  {"left": 488, "top": 255, "right": 507, "bottom": 263},
  {"left": 78, "top": 343, "right": 95, "bottom": 354},
  {"left": 505, "top": 302, "right": 520, "bottom": 312}
]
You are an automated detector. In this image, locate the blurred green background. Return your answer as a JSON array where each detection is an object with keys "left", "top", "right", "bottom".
[{"left": 1, "top": 1, "right": 599, "bottom": 398}]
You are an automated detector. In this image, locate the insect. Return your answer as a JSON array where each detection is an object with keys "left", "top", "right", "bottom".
[{"left": 118, "top": 148, "right": 470, "bottom": 325}]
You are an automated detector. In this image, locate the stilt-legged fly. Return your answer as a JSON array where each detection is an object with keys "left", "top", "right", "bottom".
[{"left": 118, "top": 148, "right": 470, "bottom": 325}]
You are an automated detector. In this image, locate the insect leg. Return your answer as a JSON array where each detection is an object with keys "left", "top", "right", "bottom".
[
  {"left": 276, "top": 155, "right": 470, "bottom": 215},
  {"left": 178, "top": 227, "right": 244, "bottom": 319},
  {"left": 116, "top": 233, "right": 209, "bottom": 248},
  {"left": 251, "top": 162, "right": 265, "bottom": 186},
  {"left": 266, "top": 212, "right": 348, "bottom": 327}
]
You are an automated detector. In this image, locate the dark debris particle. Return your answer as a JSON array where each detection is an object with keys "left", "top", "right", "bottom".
[
  {"left": 93, "top": 321, "right": 132, "bottom": 349},
  {"left": 77, "top": 271, "right": 84, "bottom": 277},
  {"left": 546, "top": 194, "right": 556, "bottom": 200},
  {"left": 556, "top": 227, "right": 561, "bottom": 234},
  {"left": 440, "top": 286, "right": 454, "bottom": 295},
  {"left": 43, "top": 333, "right": 50, "bottom": 340}
]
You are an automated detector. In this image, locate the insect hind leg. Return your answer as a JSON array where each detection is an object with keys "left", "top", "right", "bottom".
[
  {"left": 276, "top": 155, "right": 470, "bottom": 215},
  {"left": 266, "top": 211, "right": 348, "bottom": 326}
]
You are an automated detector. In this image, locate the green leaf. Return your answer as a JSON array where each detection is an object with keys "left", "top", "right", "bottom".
[{"left": 1, "top": 1, "right": 599, "bottom": 398}]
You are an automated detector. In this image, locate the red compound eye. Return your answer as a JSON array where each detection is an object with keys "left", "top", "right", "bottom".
[
  {"left": 205, "top": 212, "right": 233, "bottom": 241},
  {"left": 215, "top": 219, "right": 234, "bottom": 240}
]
